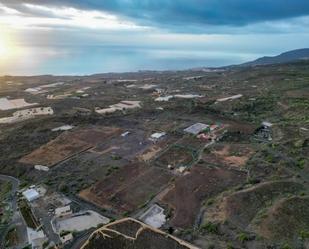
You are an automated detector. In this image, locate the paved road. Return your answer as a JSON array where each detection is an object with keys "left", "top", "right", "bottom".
[{"left": 42, "top": 216, "right": 61, "bottom": 245}]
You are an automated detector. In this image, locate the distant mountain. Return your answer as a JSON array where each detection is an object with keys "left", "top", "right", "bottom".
[{"left": 242, "top": 48, "right": 309, "bottom": 66}]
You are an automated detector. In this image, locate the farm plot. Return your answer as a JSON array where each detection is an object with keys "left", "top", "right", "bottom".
[
  {"left": 139, "top": 145, "right": 163, "bottom": 162},
  {"left": 45, "top": 151, "right": 129, "bottom": 193},
  {"left": 94, "top": 129, "right": 152, "bottom": 160},
  {"left": 79, "top": 164, "right": 173, "bottom": 214},
  {"left": 225, "top": 120, "right": 257, "bottom": 135},
  {"left": 202, "top": 143, "right": 255, "bottom": 168},
  {"left": 72, "top": 127, "right": 122, "bottom": 145},
  {"left": 82, "top": 218, "right": 199, "bottom": 249},
  {"left": 138, "top": 135, "right": 179, "bottom": 162},
  {"left": 176, "top": 136, "right": 206, "bottom": 151},
  {"left": 19, "top": 127, "right": 121, "bottom": 167},
  {"left": 161, "top": 165, "right": 247, "bottom": 229},
  {"left": 155, "top": 145, "right": 198, "bottom": 169},
  {"left": 0, "top": 97, "right": 37, "bottom": 111}
]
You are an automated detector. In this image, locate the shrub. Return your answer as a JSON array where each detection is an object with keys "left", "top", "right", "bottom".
[
  {"left": 201, "top": 222, "right": 219, "bottom": 234},
  {"left": 299, "top": 230, "right": 309, "bottom": 240},
  {"left": 96, "top": 223, "right": 104, "bottom": 228},
  {"left": 281, "top": 243, "right": 292, "bottom": 249},
  {"left": 42, "top": 241, "right": 49, "bottom": 248},
  {"left": 237, "top": 232, "right": 250, "bottom": 243},
  {"left": 297, "top": 158, "right": 305, "bottom": 169},
  {"left": 111, "top": 155, "right": 122, "bottom": 160},
  {"left": 205, "top": 198, "right": 214, "bottom": 206},
  {"left": 60, "top": 230, "right": 71, "bottom": 237},
  {"left": 226, "top": 243, "right": 234, "bottom": 249}
]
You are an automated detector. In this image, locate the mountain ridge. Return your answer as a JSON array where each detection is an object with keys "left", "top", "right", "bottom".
[{"left": 241, "top": 48, "right": 309, "bottom": 66}]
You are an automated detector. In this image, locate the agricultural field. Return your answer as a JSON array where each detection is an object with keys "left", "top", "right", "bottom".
[
  {"left": 161, "top": 165, "right": 247, "bottom": 229},
  {"left": 19, "top": 127, "right": 122, "bottom": 167},
  {"left": 79, "top": 163, "right": 173, "bottom": 214},
  {"left": 81, "top": 218, "right": 198, "bottom": 249},
  {"left": 202, "top": 143, "right": 255, "bottom": 168},
  {"left": 155, "top": 145, "right": 198, "bottom": 169},
  {"left": 0, "top": 60, "right": 308, "bottom": 248},
  {"left": 93, "top": 129, "right": 152, "bottom": 160}
]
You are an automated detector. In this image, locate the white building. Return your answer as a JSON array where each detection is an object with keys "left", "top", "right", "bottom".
[
  {"left": 34, "top": 165, "right": 50, "bottom": 172},
  {"left": 155, "top": 96, "right": 174, "bottom": 102},
  {"left": 140, "top": 204, "right": 166, "bottom": 229},
  {"left": 184, "top": 123, "right": 209, "bottom": 135},
  {"left": 121, "top": 131, "right": 131, "bottom": 137},
  {"left": 262, "top": 121, "right": 273, "bottom": 128},
  {"left": 51, "top": 125, "right": 74, "bottom": 132},
  {"left": 150, "top": 132, "right": 166, "bottom": 141},
  {"left": 55, "top": 205, "right": 72, "bottom": 217},
  {"left": 27, "top": 227, "right": 47, "bottom": 249},
  {"left": 23, "top": 189, "right": 40, "bottom": 202},
  {"left": 60, "top": 233, "right": 73, "bottom": 244},
  {"left": 216, "top": 94, "right": 243, "bottom": 102}
]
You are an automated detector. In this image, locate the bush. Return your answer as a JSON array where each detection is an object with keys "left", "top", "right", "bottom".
[
  {"left": 60, "top": 230, "right": 71, "bottom": 236},
  {"left": 281, "top": 243, "right": 292, "bottom": 249},
  {"left": 226, "top": 243, "right": 234, "bottom": 249},
  {"left": 299, "top": 230, "right": 309, "bottom": 240},
  {"left": 201, "top": 222, "right": 219, "bottom": 234},
  {"left": 42, "top": 241, "right": 49, "bottom": 248},
  {"left": 247, "top": 177, "right": 260, "bottom": 185},
  {"left": 106, "top": 166, "right": 119, "bottom": 176},
  {"left": 122, "top": 211, "right": 129, "bottom": 217},
  {"left": 237, "top": 232, "right": 250, "bottom": 243},
  {"left": 296, "top": 158, "right": 305, "bottom": 169},
  {"left": 205, "top": 198, "right": 214, "bottom": 206},
  {"left": 111, "top": 155, "right": 122, "bottom": 160},
  {"left": 96, "top": 223, "right": 104, "bottom": 229},
  {"left": 58, "top": 183, "right": 69, "bottom": 193}
]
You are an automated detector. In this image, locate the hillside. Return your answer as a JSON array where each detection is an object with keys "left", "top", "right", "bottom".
[{"left": 242, "top": 48, "right": 309, "bottom": 66}]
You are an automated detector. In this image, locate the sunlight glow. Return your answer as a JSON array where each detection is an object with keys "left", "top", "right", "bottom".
[
  {"left": 0, "top": 27, "right": 23, "bottom": 69},
  {"left": 0, "top": 31, "right": 11, "bottom": 57}
]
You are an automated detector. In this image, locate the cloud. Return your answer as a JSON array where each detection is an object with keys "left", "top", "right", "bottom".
[
  {"left": 1, "top": 0, "right": 309, "bottom": 75},
  {"left": 0, "top": 2, "right": 147, "bottom": 31},
  {"left": 2, "top": 0, "right": 309, "bottom": 29},
  {"left": 1, "top": 1, "right": 309, "bottom": 35}
]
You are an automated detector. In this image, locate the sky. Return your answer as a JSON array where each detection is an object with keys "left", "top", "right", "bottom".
[{"left": 0, "top": 0, "right": 309, "bottom": 75}]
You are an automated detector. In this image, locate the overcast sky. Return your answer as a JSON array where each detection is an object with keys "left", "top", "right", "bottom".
[{"left": 1, "top": 0, "right": 309, "bottom": 75}]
